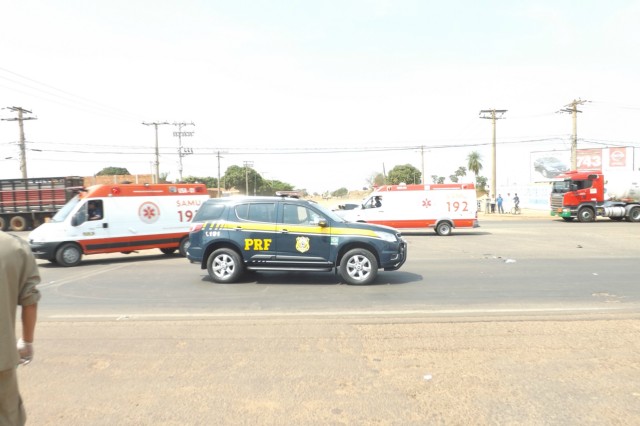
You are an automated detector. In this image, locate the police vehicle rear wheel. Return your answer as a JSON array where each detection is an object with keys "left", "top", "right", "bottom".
[
  {"left": 178, "top": 236, "right": 190, "bottom": 257},
  {"left": 55, "top": 243, "right": 83, "bottom": 267},
  {"left": 207, "top": 248, "right": 244, "bottom": 283},
  {"left": 339, "top": 248, "right": 378, "bottom": 285}
]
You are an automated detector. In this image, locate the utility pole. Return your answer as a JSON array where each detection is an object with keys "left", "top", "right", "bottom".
[
  {"left": 420, "top": 145, "right": 425, "bottom": 184},
  {"left": 216, "top": 151, "right": 223, "bottom": 198},
  {"left": 2, "top": 107, "right": 37, "bottom": 179},
  {"left": 243, "top": 161, "right": 253, "bottom": 195},
  {"left": 479, "top": 109, "right": 507, "bottom": 199},
  {"left": 558, "top": 99, "right": 588, "bottom": 170},
  {"left": 172, "top": 122, "right": 195, "bottom": 181},
  {"left": 142, "top": 121, "right": 169, "bottom": 183}
]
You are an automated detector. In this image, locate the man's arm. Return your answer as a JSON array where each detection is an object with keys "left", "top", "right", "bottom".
[{"left": 21, "top": 303, "right": 38, "bottom": 343}]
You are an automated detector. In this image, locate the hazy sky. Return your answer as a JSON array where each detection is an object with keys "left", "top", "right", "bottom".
[{"left": 2, "top": 1, "right": 640, "bottom": 193}]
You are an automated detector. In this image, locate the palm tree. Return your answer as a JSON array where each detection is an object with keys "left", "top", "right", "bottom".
[{"left": 466, "top": 151, "right": 483, "bottom": 185}]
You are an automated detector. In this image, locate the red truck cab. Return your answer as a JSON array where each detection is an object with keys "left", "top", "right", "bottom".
[{"left": 550, "top": 171, "right": 640, "bottom": 222}]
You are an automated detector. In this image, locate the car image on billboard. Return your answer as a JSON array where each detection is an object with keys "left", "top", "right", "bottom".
[{"left": 533, "top": 156, "right": 569, "bottom": 178}]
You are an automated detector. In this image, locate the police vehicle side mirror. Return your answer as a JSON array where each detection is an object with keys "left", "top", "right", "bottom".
[{"left": 317, "top": 218, "right": 328, "bottom": 227}]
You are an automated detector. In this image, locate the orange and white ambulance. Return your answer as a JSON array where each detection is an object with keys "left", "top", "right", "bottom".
[
  {"left": 28, "top": 182, "right": 209, "bottom": 266},
  {"left": 337, "top": 183, "right": 478, "bottom": 235}
]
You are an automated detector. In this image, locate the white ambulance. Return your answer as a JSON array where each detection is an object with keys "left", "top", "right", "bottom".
[
  {"left": 337, "top": 183, "right": 478, "bottom": 235},
  {"left": 28, "top": 182, "right": 209, "bottom": 266}
]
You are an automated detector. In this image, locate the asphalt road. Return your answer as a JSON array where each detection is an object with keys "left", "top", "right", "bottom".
[
  {"left": 9, "top": 214, "right": 640, "bottom": 424},
  {"left": 19, "top": 215, "right": 640, "bottom": 319}
]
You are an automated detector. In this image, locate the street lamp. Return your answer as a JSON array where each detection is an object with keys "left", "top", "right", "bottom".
[{"left": 243, "top": 161, "right": 253, "bottom": 195}]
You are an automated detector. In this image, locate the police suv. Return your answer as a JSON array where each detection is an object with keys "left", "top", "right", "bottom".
[{"left": 187, "top": 196, "right": 407, "bottom": 285}]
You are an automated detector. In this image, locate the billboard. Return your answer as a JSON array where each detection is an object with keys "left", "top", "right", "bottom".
[{"left": 531, "top": 147, "right": 634, "bottom": 182}]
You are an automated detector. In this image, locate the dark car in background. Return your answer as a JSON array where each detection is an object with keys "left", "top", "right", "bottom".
[{"left": 534, "top": 156, "right": 569, "bottom": 178}]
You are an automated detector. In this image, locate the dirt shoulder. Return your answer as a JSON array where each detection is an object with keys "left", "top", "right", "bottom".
[{"left": 19, "top": 313, "right": 640, "bottom": 425}]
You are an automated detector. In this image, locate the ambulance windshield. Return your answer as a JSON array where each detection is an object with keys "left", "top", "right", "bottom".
[{"left": 51, "top": 195, "right": 81, "bottom": 222}]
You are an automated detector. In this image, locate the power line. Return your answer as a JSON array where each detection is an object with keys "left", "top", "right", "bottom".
[{"left": 0, "top": 67, "right": 143, "bottom": 121}]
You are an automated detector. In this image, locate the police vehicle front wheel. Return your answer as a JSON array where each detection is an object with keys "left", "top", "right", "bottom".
[
  {"left": 339, "top": 249, "right": 378, "bottom": 285},
  {"left": 207, "top": 248, "right": 244, "bottom": 283}
]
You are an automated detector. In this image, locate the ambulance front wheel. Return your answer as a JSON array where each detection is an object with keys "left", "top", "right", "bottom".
[
  {"left": 435, "top": 221, "right": 453, "bottom": 236},
  {"left": 55, "top": 243, "right": 83, "bottom": 267},
  {"left": 207, "top": 248, "right": 244, "bottom": 283}
]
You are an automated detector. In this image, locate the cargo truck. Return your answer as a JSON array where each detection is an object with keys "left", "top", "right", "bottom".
[
  {"left": 0, "top": 176, "right": 84, "bottom": 231},
  {"left": 550, "top": 171, "right": 640, "bottom": 222}
]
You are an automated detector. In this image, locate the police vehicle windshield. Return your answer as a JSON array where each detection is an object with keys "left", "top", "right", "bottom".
[{"left": 312, "top": 202, "right": 346, "bottom": 223}]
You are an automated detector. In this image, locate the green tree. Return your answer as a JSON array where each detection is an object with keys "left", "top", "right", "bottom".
[
  {"left": 455, "top": 166, "right": 467, "bottom": 178},
  {"left": 183, "top": 176, "right": 218, "bottom": 188},
  {"left": 449, "top": 174, "right": 459, "bottom": 183},
  {"left": 366, "top": 172, "right": 386, "bottom": 188},
  {"left": 97, "top": 166, "right": 130, "bottom": 176},
  {"left": 431, "top": 174, "right": 445, "bottom": 184},
  {"left": 264, "top": 180, "right": 294, "bottom": 195},
  {"left": 387, "top": 164, "right": 420, "bottom": 185},
  {"left": 476, "top": 176, "right": 488, "bottom": 193},
  {"left": 223, "top": 165, "right": 263, "bottom": 195},
  {"left": 466, "top": 151, "right": 483, "bottom": 183},
  {"left": 331, "top": 187, "right": 349, "bottom": 197}
]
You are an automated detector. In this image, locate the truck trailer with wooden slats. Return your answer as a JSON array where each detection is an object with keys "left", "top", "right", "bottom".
[{"left": 0, "top": 176, "right": 84, "bottom": 231}]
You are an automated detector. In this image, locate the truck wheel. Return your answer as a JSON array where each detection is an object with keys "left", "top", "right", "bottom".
[
  {"left": 339, "top": 248, "right": 378, "bottom": 285},
  {"left": 0, "top": 217, "right": 7, "bottom": 231},
  {"left": 55, "top": 243, "right": 83, "bottom": 267},
  {"left": 178, "top": 236, "right": 190, "bottom": 257},
  {"left": 577, "top": 207, "right": 595, "bottom": 223},
  {"left": 9, "top": 215, "right": 28, "bottom": 231},
  {"left": 435, "top": 221, "right": 453, "bottom": 236},
  {"left": 628, "top": 206, "right": 640, "bottom": 222},
  {"left": 207, "top": 248, "right": 244, "bottom": 283}
]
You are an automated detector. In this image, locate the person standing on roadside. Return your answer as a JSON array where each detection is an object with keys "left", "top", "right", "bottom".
[
  {"left": 0, "top": 232, "right": 41, "bottom": 426},
  {"left": 497, "top": 194, "right": 504, "bottom": 214}
]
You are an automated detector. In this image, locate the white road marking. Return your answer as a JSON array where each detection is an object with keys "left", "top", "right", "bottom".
[{"left": 47, "top": 305, "right": 638, "bottom": 320}]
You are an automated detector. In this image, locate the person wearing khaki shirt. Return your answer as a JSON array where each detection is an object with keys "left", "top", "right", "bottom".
[{"left": 0, "top": 232, "right": 41, "bottom": 426}]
